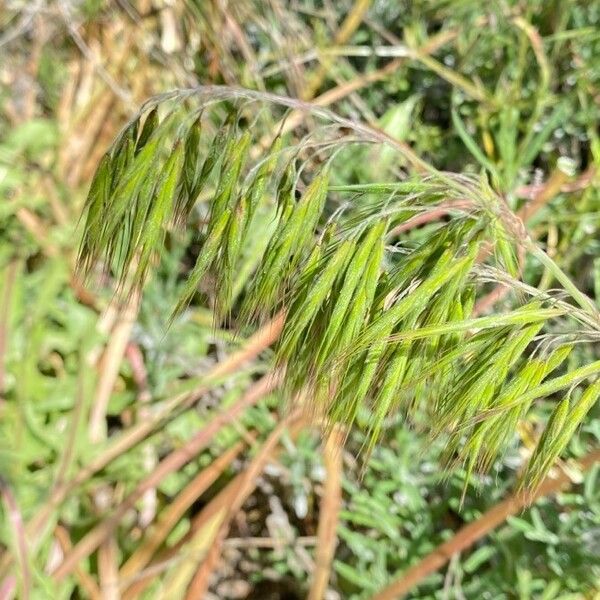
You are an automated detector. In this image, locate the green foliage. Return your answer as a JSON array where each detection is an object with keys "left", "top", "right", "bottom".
[
  {"left": 333, "top": 423, "right": 600, "bottom": 599},
  {"left": 3, "top": 1, "right": 600, "bottom": 597}
]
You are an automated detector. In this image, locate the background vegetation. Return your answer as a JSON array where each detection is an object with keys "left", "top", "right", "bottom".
[{"left": 1, "top": 1, "right": 599, "bottom": 598}]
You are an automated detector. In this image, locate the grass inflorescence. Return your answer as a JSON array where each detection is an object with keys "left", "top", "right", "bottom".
[{"left": 77, "top": 89, "right": 600, "bottom": 491}]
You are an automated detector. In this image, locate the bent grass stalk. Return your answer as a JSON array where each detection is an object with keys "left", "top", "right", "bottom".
[{"left": 74, "top": 85, "right": 600, "bottom": 506}]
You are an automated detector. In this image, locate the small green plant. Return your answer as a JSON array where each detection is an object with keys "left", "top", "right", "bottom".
[{"left": 78, "top": 86, "right": 600, "bottom": 491}]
